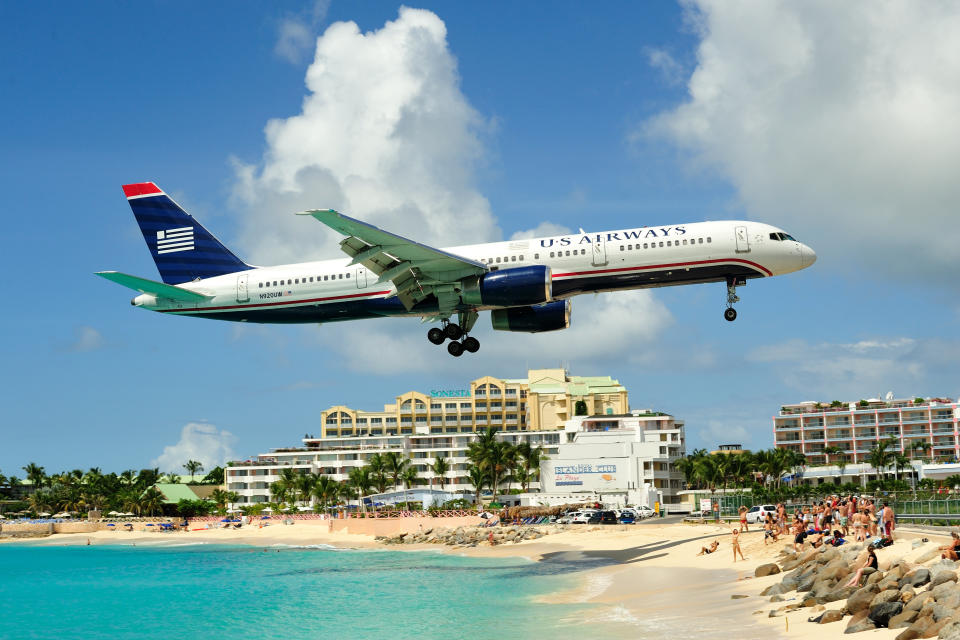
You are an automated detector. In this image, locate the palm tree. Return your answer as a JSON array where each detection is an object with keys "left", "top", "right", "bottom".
[
  {"left": 210, "top": 488, "right": 238, "bottom": 514},
  {"left": 382, "top": 452, "right": 410, "bottom": 492},
  {"left": 366, "top": 453, "right": 389, "bottom": 494},
  {"left": 22, "top": 462, "right": 46, "bottom": 490},
  {"left": 466, "top": 465, "right": 488, "bottom": 508},
  {"left": 823, "top": 445, "right": 844, "bottom": 466},
  {"left": 866, "top": 440, "right": 894, "bottom": 484},
  {"left": 277, "top": 468, "right": 301, "bottom": 506},
  {"left": 893, "top": 453, "right": 911, "bottom": 482},
  {"left": 119, "top": 469, "right": 137, "bottom": 488},
  {"left": 483, "top": 441, "right": 516, "bottom": 502},
  {"left": 270, "top": 479, "right": 290, "bottom": 508},
  {"left": 183, "top": 460, "right": 204, "bottom": 482},
  {"left": 515, "top": 443, "right": 547, "bottom": 493},
  {"left": 140, "top": 487, "right": 165, "bottom": 516},
  {"left": 430, "top": 456, "right": 450, "bottom": 491},
  {"left": 399, "top": 466, "right": 419, "bottom": 508},
  {"left": 311, "top": 475, "right": 340, "bottom": 511},
  {"left": 295, "top": 473, "right": 316, "bottom": 509},
  {"left": 910, "top": 440, "right": 931, "bottom": 461},
  {"left": 347, "top": 467, "right": 372, "bottom": 512}
]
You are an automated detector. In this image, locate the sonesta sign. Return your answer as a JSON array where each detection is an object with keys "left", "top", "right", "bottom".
[{"left": 430, "top": 389, "right": 472, "bottom": 398}]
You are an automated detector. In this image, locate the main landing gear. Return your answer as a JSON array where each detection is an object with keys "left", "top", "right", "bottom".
[
  {"left": 724, "top": 277, "right": 742, "bottom": 322},
  {"left": 427, "top": 311, "right": 480, "bottom": 357}
]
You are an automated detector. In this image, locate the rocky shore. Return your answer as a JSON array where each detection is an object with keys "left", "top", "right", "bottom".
[
  {"left": 755, "top": 539, "right": 960, "bottom": 639},
  {"left": 376, "top": 524, "right": 568, "bottom": 547}
]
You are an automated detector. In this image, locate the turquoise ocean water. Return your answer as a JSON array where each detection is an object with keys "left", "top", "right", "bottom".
[{"left": 0, "top": 543, "right": 619, "bottom": 640}]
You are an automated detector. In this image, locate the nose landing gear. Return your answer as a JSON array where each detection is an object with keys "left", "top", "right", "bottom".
[
  {"left": 724, "top": 277, "right": 741, "bottom": 322},
  {"left": 427, "top": 311, "right": 480, "bottom": 356}
]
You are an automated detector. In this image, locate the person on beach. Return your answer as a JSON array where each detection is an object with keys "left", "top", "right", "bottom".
[
  {"left": 731, "top": 528, "right": 746, "bottom": 561},
  {"left": 697, "top": 540, "right": 720, "bottom": 556},
  {"left": 882, "top": 502, "right": 895, "bottom": 538},
  {"left": 867, "top": 501, "right": 878, "bottom": 536},
  {"left": 763, "top": 514, "right": 778, "bottom": 545},
  {"left": 793, "top": 521, "right": 807, "bottom": 552},
  {"left": 839, "top": 501, "right": 849, "bottom": 538},
  {"left": 739, "top": 505, "right": 749, "bottom": 532},
  {"left": 939, "top": 532, "right": 960, "bottom": 560},
  {"left": 777, "top": 504, "right": 787, "bottom": 535},
  {"left": 843, "top": 546, "right": 879, "bottom": 587}
]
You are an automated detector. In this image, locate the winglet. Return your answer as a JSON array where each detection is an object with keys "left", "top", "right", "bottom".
[{"left": 122, "top": 182, "right": 165, "bottom": 199}]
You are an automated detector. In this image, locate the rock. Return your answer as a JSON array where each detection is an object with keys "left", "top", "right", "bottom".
[
  {"left": 866, "top": 570, "right": 885, "bottom": 586},
  {"left": 770, "top": 595, "right": 785, "bottom": 602},
  {"left": 870, "top": 602, "right": 904, "bottom": 627},
  {"left": 906, "top": 594, "right": 935, "bottom": 613},
  {"left": 798, "top": 573, "right": 818, "bottom": 592},
  {"left": 931, "top": 571, "right": 958, "bottom": 588},
  {"left": 768, "top": 609, "right": 785, "bottom": 618},
  {"left": 821, "top": 586, "right": 857, "bottom": 604},
  {"left": 872, "top": 589, "right": 904, "bottom": 608},
  {"left": 804, "top": 597, "right": 819, "bottom": 608},
  {"left": 915, "top": 549, "right": 944, "bottom": 565},
  {"left": 761, "top": 583, "right": 788, "bottom": 596},
  {"left": 846, "top": 612, "right": 877, "bottom": 633},
  {"left": 756, "top": 562, "right": 781, "bottom": 577},
  {"left": 731, "top": 594, "right": 749, "bottom": 599},
  {"left": 930, "top": 581, "right": 957, "bottom": 601},
  {"left": 820, "top": 610, "right": 845, "bottom": 624},
  {"left": 923, "top": 616, "right": 954, "bottom": 638},
  {"left": 896, "top": 616, "right": 934, "bottom": 640},
  {"left": 847, "top": 585, "right": 882, "bottom": 614},
  {"left": 809, "top": 613, "right": 825, "bottom": 623},
  {"left": 902, "top": 585, "right": 918, "bottom": 600},
  {"left": 821, "top": 566, "right": 851, "bottom": 582},
  {"left": 889, "top": 609, "right": 919, "bottom": 628},
  {"left": 938, "top": 592, "right": 960, "bottom": 611},
  {"left": 821, "top": 549, "right": 842, "bottom": 564},
  {"left": 931, "top": 604, "right": 956, "bottom": 622},
  {"left": 881, "top": 575, "right": 906, "bottom": 591}
]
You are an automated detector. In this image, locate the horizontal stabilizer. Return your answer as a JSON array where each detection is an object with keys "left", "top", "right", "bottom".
[{"left": 95, "top": 271, "right": 211, "bottom": 302}]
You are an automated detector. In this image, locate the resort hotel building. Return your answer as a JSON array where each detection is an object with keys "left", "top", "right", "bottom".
[
  {"left": 773, "top": 396, "right": 960, "bottom": 466},
  {"left": 225, "top": 369, "right": 688, "bottom": 509}
]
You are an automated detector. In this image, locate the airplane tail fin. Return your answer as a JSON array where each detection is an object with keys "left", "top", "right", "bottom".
[{"left": 122, "top": 182, "right": 251, "bottom": 285}]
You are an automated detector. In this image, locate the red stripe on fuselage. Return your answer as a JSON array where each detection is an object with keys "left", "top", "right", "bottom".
[
  {"left": 552, "top": 257, "right": 772, "bottom": 278},
  {"left": 159, "top": 290, "right": 393, "bottom": 314}
]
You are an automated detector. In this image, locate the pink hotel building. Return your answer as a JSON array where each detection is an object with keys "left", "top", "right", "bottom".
[{"left": 773, "top": 396, "right": 960, "bottom": 465}]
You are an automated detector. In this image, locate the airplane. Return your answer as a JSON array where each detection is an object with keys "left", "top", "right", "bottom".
[{"left": 97, "top": 182, "right": 816, "bottom": 357}]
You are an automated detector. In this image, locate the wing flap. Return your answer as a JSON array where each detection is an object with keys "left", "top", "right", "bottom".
[{"left": 95, "top": 271, "right": 212, "bottom": 302}]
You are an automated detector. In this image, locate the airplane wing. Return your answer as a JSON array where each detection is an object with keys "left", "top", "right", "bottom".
[
  {"left": 95, "top": 271, "right": 212, "bottom": 302},
  {"left": 297, "top": 209, "right": 487, "bottom": 311}
]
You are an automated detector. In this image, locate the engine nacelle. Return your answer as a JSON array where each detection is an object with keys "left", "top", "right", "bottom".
[
  {"left": 491, "top": 300, "right": 571, "bottom": 333},
  {"left": 461, "top": 265, "right": 551, "bottom": 307}
]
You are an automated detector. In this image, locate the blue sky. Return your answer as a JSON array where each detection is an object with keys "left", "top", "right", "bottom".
[{"left": 2, "top": 1, "right": 958, "bottom": 476}]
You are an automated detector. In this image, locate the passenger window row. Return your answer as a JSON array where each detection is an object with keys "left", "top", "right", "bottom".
[
  {"left": 258, "top": 272, "right": 351, "bottom": 288},
  {"left": 481, "top": 255, "right": 526, "bottom": 264},
  {"left": 618, "top": 237, "right": 711, "bottom": 252}
]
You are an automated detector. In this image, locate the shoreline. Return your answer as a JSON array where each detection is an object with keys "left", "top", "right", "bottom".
[{"left": 5, "top": 520, "right": 950, "bottom": 639}]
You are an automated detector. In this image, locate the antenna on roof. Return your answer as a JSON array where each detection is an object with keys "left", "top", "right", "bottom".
[{"left": 885, "top": 391, "right": 894, "bottom": 401}]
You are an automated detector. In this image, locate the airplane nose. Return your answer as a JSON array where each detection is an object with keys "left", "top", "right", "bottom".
[{"left": 801, "top": 244, "right": 817, "bottom": 268}]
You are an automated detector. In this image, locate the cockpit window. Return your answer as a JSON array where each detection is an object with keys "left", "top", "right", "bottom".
[{"left": 769, "top": 232, "right": 798, "bottom": 242}]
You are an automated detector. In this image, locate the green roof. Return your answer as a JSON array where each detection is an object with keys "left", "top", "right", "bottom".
[{"left": 154, "top": 484, "right": 206, "bottom": 504}]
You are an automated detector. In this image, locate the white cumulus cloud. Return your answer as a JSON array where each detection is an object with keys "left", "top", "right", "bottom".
[
  {"left": 235, "top": 7, "right": 499, "bottom": 265},
  {"left": 274, "top": 0, "right": 331, "bottom": 65},
  {"left": 151, "top": 422, "right": 236, "bottom": 475},
  {"left": 509, "top": 222, "right": 573, "bottom": 241},
  {"left": 644, "top": 0, "right": 960, "bottom": 284}
]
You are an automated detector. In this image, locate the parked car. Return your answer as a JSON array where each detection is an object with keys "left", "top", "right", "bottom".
[
  {"left": 599, "top": 510, "right": 618, "bottom": 524},
  {"left": 744, "top": 505, "right": 777, "bottom": 524},
  {"left": 569, "top": 510, "right": 598, "bottom": 524},
  {"left": 585, "top": 511, "right": 603, "bottom": 524},
  {"left": 634, "top": 505, "right": 656, "bottom": 519},
  {"left": 556, "top": 511, "right": 580, "bottom": 524},
  {"left": 617, "top": 511, "right": 636, "bottom": 524}
]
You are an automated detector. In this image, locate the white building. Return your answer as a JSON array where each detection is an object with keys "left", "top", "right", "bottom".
[{"left": 507, "top": 411, "right": 687, "bottom": 509}]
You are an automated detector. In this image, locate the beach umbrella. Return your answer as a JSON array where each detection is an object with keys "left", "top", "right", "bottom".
[
  {"left": 297, "top": 506, "right": 313, "bottom": 511},
  {"left": 38, "top": 512, "right": 51, "bottom": 517},
  {"left": 107, "top": 511, "right": 122, "bottom": 516},
  {"left": 220, "top": 518, "right": 231, "bottom": 522},
  {"left": 261, "top": 515, "right": 270, "bottom": 519}
]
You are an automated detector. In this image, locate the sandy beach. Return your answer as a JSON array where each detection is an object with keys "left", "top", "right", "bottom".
[{"left": 9, "top": 519, "right": 948, "bottom": 639}]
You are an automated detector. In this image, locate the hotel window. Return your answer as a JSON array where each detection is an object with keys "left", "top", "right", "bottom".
[
  {"left": 445, "top": 403, "right": 457, "bottom": 409},
  {"left": 431, "top": 403, "right": 441, "bottom": 410},
  {"left": 370, "top": 418, "right": 382, "bottom": 424},
  {"left": 386, "top": 418, "right": 397, "bottom": 425}
]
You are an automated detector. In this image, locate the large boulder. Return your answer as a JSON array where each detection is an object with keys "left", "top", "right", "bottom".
[
  {"left": 895, "top": 615, "right": 934, "bottom": 640},
  {"left": 870, "top": 602, "right": 905, "bottom": 628},
  {"left": 821, "top": 586, "right": 857, "bottom": 604},
  {"left": 755, "top": 562, "right": 781, "bottom": 577},
  {"left": 847, "top": 584, "right": 882, "bottom": 614},
  {"left": 821, "top": 566, "right": 851, "bottom": 582},
  {"left": 846, "top": 611, "right": 877, "bottom": 634},
  {"left": 872, "top": 589, "right": 905, "bottom": 608},
  {"left": 931, "top": 604, "right": 957, "bottom": 622},
  {"left": 820, "top": 610, "right": 845, "bottom": 624},
  {"left": 761, "top": 582, "right": 788, "bottom": 596},
  {"left": 866, "top": 570, "right": 885, "bottom": 586},
  {"left": 930, "top": 581, "right": 957, "bottom": 601},
  {"left": 937, "top": 592, "right": 960, "bottom": 612},
  {"left": 936, "top": 618, "right": 960, "bottom": 640},
  {"left": 889, "top": 609, "right": 919, "bottom": 629},
  {"left": 798, "top": 572, "right": 819, "bottom": 593},
  {"left": 901, "top": 569, "right": 931, "bottom": 589},
  {"left": 906, "top": 594, "right": 935, "bottom": 613},
  {"left": 915, "top": 548, "right": 945, "bottom": 565},
  {"left": 931, "top": 571, "right": 958, "bottom": 588}
]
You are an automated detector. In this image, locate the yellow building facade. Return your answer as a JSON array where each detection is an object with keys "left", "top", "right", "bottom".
[{"left": 319, "top": 369, "right": 629, "bottom": 438}]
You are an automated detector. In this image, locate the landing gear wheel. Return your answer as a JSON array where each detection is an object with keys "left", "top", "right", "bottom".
[
  {"left": 447, "top": 340, "right": 464, "bottom": 357},
  {"left": 444, "top": 323, "right": 463, "bottom": 340},
  {"left": 724, "top": 308, "right": 738, "bottom": 322},
  {"left": 462, "top": 336, "right": 480, "bottom": 353},
  {"left": 427, "top": 327, "right": 446, "bottom": 345}
]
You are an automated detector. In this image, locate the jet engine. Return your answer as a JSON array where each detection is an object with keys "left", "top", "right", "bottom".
[
  {"left": 461, "top": 265, "right": 552, "bottom": 307},
  {"left": 490, "top": 300, "right": 571, "bottom": 333}
]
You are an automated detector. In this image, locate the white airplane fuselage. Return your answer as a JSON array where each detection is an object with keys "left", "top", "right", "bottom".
[{"left": 133, "top": 220, "right": 815, "bottom": 324}]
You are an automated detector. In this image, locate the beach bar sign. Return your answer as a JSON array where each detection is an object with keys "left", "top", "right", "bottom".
[{"left": 551, "top": 462, "right": 619, "bottom": 489}]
